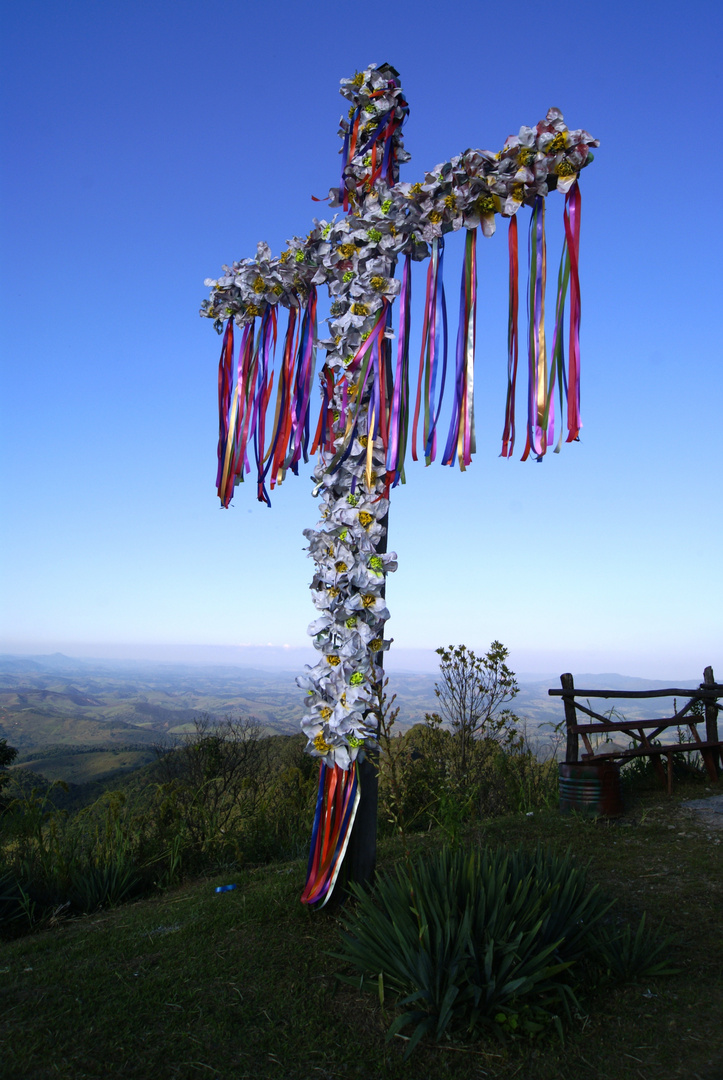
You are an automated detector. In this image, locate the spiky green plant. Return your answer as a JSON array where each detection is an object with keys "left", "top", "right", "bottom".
[
  {"left": 69, "top": 859, "right": 142, "bottom": 913},
  {"left": 592, "top": 913, "right": 678, "bottom": 981},
  {"left": 333, "top": 845, "right": 631, "bottom": 1057}
]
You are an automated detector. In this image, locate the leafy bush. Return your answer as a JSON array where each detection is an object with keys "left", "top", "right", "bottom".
[{"left": 334, "top": 844, "right": 670, "bottom": 1057}]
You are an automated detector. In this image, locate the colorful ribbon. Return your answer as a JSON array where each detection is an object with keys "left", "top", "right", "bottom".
[
  {"left": 412, "top": 237, "right": 448, "bottom": 465},
  {"left": 522, "top": 196, "right": 547, "bottom": 462},
  {"left": 500, "top": 216, "right": 519, "bottom": 458},
  {"left": 386, "top": 253, "right": 412, "bottom": 486},
  {"left": 301, "top": 760, "right": 361, "bottom": 907},
  {"left": 563, "top": 182, "right": 582, "bottom": 442},
  {"left": 443, "top": 228, "right": 477, "bottom": 470}
]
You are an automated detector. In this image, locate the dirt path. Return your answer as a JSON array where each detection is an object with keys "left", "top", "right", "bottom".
[{"left": 680, "top": 793, "right": 723, "bottom": 830}]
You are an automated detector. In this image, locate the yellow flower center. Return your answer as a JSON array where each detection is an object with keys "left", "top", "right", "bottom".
[
  {"left": 369, "top": 638, "right": 383, "bottom": 651},
  {"left": 313, "top": 733, "right": 332, "bottom": 754},
  {"left": 320, "top": 707, "right": 332, "bottom": 720},
  {"left": 253, "top": 276, "right": 265, "bottom": 294},
  {"left": 361, "top": 594, "right": 376, "bottom": 608},
  {"left": 327, "top": 586, "right": 340, "bottom": 598},
  {"left": 335, "top": 561, "right": 348, "bottom": 573},
  {"left": 476, "top": 196, "right": 496, "bottom": 215},
  {"left": 358, "top": 511, "right": 373, "bottom": 528},
  {"left": 555, "top": 161, "right": 576, "bottom": 176},
  {"left": 428, "top": 210, "right": 443, "bottom": 224},
  {"left": 370, "top": 276, "right": 386, "bottom": 291},
  {"left": 338, "top": 243, "right": 356, "bottom": 259},
  {"left": 326, "top": 655, "right": 341, "bottom": 666},
  {"left": 444, "top": 194, "right": 457, "bottom": 210},
  {"left": 351, "top": 302, "right": 369, "bottom": 316},
  {"left": 548, "top": 132, "right": 567, "bottom": 153},
  {"left": 246, "top": 303, "right": 260, "bottom": 317},
  {"left": 511, "top": 184, "right": 525, "bottom": 203},
  {"left": 409, "top": 183, "right": 423, "bottom": 196}
]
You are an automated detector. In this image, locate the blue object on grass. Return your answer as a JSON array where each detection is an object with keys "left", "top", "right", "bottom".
[{"left": 214, "top": 884, "right": 237, "bottom": 893}]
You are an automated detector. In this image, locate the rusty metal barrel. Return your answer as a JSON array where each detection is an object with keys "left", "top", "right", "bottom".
[{"left": 558, "top": 762, "right": 623, "bottom": 817}]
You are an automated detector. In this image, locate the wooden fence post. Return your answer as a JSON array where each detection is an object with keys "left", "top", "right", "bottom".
[
  {"left": 703, "top": 666, "right": 720, "bottom": 777},
  {"left": 561, "top": 673, "right": 579, "bottom": 763}
]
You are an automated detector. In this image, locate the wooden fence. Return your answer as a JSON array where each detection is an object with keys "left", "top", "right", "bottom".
[{"left": 549, "top": 666, "right": 723, "bottom": 794}]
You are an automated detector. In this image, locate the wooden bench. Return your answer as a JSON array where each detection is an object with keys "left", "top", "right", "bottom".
[{"left": 549, "top": 667, "right": 723, "bottom": 794}]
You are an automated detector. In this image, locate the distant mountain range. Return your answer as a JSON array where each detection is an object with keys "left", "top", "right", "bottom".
[{"left": 0, "top": 653, "right": 706, "bottom": 759}]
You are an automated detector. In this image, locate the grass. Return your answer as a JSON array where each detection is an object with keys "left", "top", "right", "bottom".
[{"left": 1, "top": 783, "right": 722, "bottom": 1080}]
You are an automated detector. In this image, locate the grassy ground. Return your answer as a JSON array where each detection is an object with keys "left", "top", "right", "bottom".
[{"left": 2, "top": 782, "right": 722, "bottom": 1080}]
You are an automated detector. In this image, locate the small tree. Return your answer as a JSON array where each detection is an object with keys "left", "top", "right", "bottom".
[{"left": 426, "top": 642, "right": 521, "bottom": 776}]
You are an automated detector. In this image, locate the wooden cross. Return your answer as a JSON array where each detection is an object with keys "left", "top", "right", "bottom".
[{"left": 202, "top": 62, "right": 598, "bottom": 903}]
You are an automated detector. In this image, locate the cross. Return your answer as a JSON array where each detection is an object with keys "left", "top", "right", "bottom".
[{"left": 201, "top": 62, "right": 598, "bottom": 905}]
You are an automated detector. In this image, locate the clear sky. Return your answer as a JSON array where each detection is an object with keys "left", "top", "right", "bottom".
[{"left": 1, "top": 0, "right": 721, "bottom": 680}]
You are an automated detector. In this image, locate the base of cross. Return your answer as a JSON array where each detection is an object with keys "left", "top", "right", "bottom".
[
  {"left": 299, "top": 750, "right": 379, "bottom": 907},
  {"left": 330, "top": 753, "right": 379, "bottom": 905}
]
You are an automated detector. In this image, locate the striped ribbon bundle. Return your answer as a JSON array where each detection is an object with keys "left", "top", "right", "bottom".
[
  {"left": 412, "top": 236, "right": 448, "bottom": 466},
  {"left": 500, "top": 183, "right": 583, "bottom": 462},
  {"left": 216, "top": 289, "right": 317, "bottom": 507},
  {"left": 301, "top": 761, "right": 360, "bottom": 907}
]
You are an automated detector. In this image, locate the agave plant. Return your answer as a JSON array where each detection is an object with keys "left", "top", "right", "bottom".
[{"left": 333, "top": 844, "right": 659, "bottom": 1056}]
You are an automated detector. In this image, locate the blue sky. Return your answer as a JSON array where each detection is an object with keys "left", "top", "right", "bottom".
[{"left": 1, "top": 0, "right": 721, "bottom": 680}]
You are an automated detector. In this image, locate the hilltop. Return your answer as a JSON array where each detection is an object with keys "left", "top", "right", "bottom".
[{"left": 1, "top": 796, "right": 722, "bottom": 1080}]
